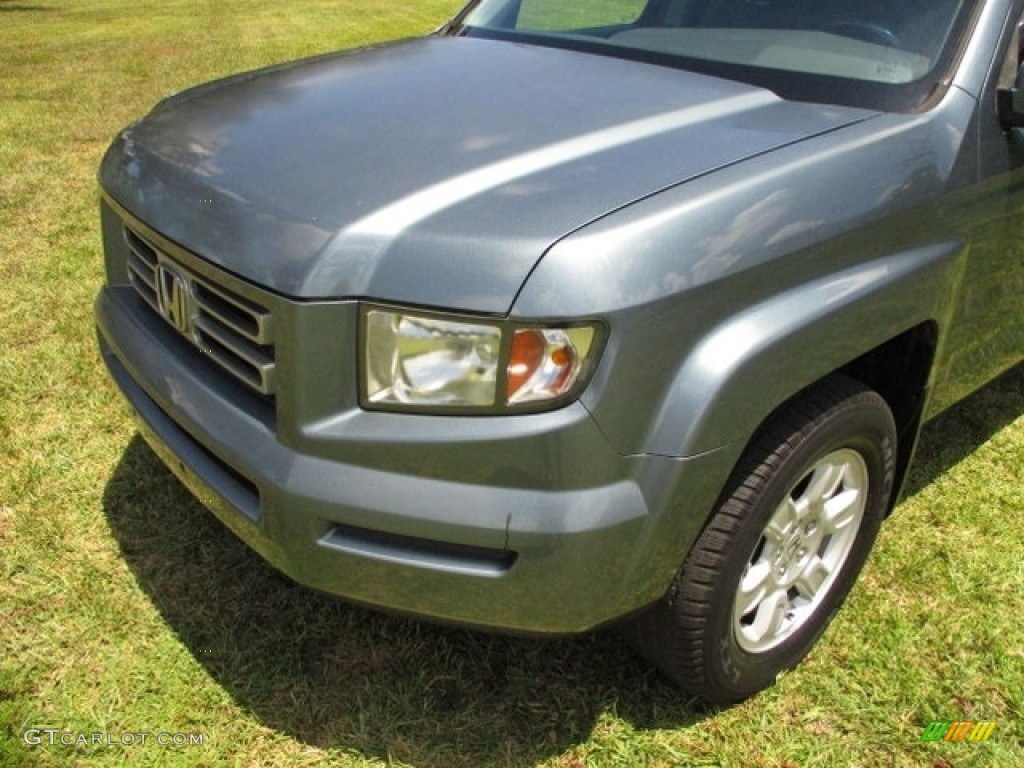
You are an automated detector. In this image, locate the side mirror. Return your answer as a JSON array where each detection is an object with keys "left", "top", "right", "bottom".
[{"left": 999, "top": 25, "right": 1024, "bottom": 128}]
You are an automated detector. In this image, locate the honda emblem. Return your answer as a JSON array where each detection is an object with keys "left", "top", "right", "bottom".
[{"left": 155, "top": 263, "right": 193, "bottom": 336}]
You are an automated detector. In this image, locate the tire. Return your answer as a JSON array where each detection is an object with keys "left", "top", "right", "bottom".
[{"left": 629, "top": 376, "right": 897, "bottom": 705}]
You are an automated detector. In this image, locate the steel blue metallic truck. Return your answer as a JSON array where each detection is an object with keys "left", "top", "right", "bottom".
[{"left": 95, "top": 0, "right": 1024, "bottom": 703}]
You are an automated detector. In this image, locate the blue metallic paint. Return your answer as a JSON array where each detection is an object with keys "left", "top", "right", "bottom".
[
  {"left": 94, "top": 0, "right": 1024, "bottom": 633},
  {"left": 100, "top": 37, "right": 872, "bottom": 314}
]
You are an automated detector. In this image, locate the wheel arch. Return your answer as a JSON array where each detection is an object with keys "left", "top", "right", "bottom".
[
  {"left": 712, "top": 324, "right": 938, "bottom": 520},
  {"left": 617, "top": 249, "right": 953, "bottom": 620},
  {"left": 833, "top": 322, "right": 938, "bottom": 513},
  {"left": 643, "top": 242, "right": 958, "bottom": 509}
]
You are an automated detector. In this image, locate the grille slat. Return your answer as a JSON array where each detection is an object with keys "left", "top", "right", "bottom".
[
  {"left": 194, "top": 316, "right": 276, "bottom": 393},
  {"left": 127, "top": 257, "right": 157, "bottom": 293},
  {"left": 193, "top": 281, "right": 273, "bottom": 344},
  {"left": 122, "top": 225, "right": 277, "bottom": 398},
  {"left": 124, "top": 229, "right": 160, "bottom": 310},
  {"left": 124, "top": 228, "right": 158, "bottom": 267},
  {"left": 126, "top": 260, "right": 159, "bottom": 310}
]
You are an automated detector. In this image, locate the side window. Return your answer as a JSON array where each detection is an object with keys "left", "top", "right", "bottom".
[{"left": 516, "top": 0, "right": 647, "bottom": 31}]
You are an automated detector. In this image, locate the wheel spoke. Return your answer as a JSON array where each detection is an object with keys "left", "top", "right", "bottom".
[
  {"left": 789, "top": 493, "right": 812, "bottom": 526},
  {"left": 748, "top": 588, "right": 789, "bottom": 644},
  {"left": 735, "top": 561, "right": 773, "bottom": 618},
  {"left": 802, "top": 461, "right": 843, "bottom": 509},
  {"left": 765, "top": 500, "right": 797, "bottom": 543},
  {"left": 822, "top": 487, "right": 862, "bottom": 535},
  {"left": 794, "top": 555, "right": 832, "bottom": 601}
]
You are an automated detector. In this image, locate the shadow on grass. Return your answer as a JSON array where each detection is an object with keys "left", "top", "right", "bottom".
[
  {"left": 102, "top": 362, "right": 1023, "bottom": 765},
  {"left": 901, "top": 361, "right": 1024, "bottom": 498},
  {"left": 103, "top": 439, "right": 708, "bottom": 767}
]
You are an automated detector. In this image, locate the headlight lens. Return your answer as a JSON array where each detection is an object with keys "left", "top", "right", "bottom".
[
  {"left": 365, "top": 311, "right": 501, "bottom": 407},
  {"left": 363, "top": 308, "right": 599, "bottom": 411}
]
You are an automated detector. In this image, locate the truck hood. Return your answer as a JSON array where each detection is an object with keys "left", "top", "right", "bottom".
[{"left": 101, "top": 36, "right": 875, "bottom": 313}]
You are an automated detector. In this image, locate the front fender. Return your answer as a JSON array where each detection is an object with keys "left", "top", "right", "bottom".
[
  {"left": 642, "top": 240, "right": 964, "bottom": 458},
  {"left": 513, "top": 90, "right": 977, "bottom": 460}
]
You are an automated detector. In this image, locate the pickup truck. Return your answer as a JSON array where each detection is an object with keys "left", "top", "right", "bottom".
[{"left": 94, "top": 0, "right": 1024, "bottom": 704}]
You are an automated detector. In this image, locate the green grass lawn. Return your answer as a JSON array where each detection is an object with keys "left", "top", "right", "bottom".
[{"left": 1, "top": 2, "right": 1022, "bottom": 766}]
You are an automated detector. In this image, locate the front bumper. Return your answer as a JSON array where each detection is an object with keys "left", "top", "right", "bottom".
[{"left": 96, "top": 280, "right": 731, "bottom": 633}]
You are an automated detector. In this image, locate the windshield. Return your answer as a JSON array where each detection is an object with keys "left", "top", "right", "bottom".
[{"left": 452, "top": 0, "right": 978, "bottom": 111}]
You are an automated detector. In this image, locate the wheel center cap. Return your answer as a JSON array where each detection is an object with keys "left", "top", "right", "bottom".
[{"left": 775, "top": 531, "right": 808, "bottom": 578}]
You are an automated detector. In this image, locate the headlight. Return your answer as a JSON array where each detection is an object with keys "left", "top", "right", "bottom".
[
  {"left": 363, "top": 308, "right": 599, "bottom": 412},
  {"left": 365, "top": 311, "right": 501, "bottom": 407}
]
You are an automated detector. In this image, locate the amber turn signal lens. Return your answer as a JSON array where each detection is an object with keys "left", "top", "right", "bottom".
[
  {"left": 506, "top": 327, "right": 594, "bottom": 404},
  {"left": 507, "top": 329, "right": 546, "bottom": 398}
]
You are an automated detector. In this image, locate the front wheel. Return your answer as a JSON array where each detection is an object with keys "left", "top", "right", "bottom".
[{"left": 630, "top": 377, "right": 897, "bottom": 705}]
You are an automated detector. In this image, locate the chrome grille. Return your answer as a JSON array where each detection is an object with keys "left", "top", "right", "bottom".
[{"left": 123, "top": 226, "right": 277, "bottom": 396}]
